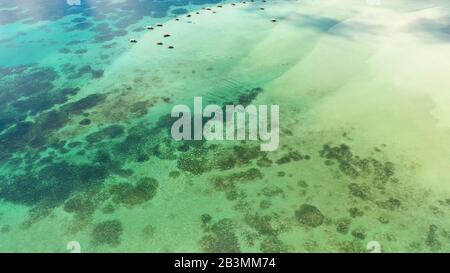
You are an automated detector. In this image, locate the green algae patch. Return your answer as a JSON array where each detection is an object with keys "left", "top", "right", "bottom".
[
  {"left": 295, "top": 204, "right": 325, "bottom": 228},
  {"left": 91, "top": 219, "right": 123, "bottom": 247}
]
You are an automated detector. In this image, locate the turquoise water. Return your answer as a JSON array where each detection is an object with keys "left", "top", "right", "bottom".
[{"left": 0, "top": 0, "right": 450, "bottom": 252}]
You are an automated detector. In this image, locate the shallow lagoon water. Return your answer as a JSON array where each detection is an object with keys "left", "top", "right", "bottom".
[{"left": 0, "top": 0, "right": 449, "bottom": 252}]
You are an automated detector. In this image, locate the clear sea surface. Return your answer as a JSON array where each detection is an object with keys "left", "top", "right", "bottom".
[{"left": 0, "top": 0, "right": 449, "bottom": 252}]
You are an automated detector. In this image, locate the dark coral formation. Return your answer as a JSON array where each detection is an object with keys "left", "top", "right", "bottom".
[
  {"left": 425, "top": 224, "right": 441, "bottom": 250},
  {"left": 348, "top": 183, "right": 369, "bottom": 200},
  {"left": 177, "top": 143, "right": 267, "bottom": 176},
  {"left": 110, "top": 177, "right": 159, "bottom": 206},
  {"left": 91, "top": 219, "right": 123, "bottom": 247},
  {"left": 201, "top": 214, "right": 213, "bottom": 227},
  {"left": 64, "top": 194, "right": 96, "bottom": 220},
  {"left": 177, "top": 148, "right": 211, "bottom": 175},
  {"left": 225, "top": 87, "right": 263, "bottom": 107},
  {"left": 245, "top": 213, "right": 283, "bottom": 237},
  {"left": 0, "top": 84, "right": 268, "bottom": 229},
  {"left": 212, "top": 168, "right": 264, "bottom": 201},
  {"left": 259, "top": 200, "right": 272, "bottom": 210},
  {"left": 200, "top": 218, "right": 240, "bottom": 253},
  {"left": 7, "top": 58, "right": 420, "bottom": 254},
  {"left": 256, "top": 156, "right": 272, "bottom": 167},
  {"left": 276, "top": 150, "right": 305, "bottom": 165},
  {"left": 336, "top": 218, "right": 351, "bottom": 234},
  {"left": 65, "top": 65, "right": 104, "bottom": 80},
  {"left": 62, "top": 93, "right": 107, "bottom": 114},
  {"left": 348, "top": 207, "right": 364, "bottom": 218},
  {"left": 260, "top": 186, "right": 284, "bottom": 198},
  {"left": 0, "top": 65, "right": 78, "bottom": 136},
  {"left": 0, "top": 161, "right": 108, "bottom": 206},
  {"left": 86, "top": 124, "right": 125, "bottom": 144},
  {"left": 351, "top": 229, "right": 366, "bottom": 240},
  {"left": 295, "top": 204, "right": 324, "bottom": 228},
  {"left": 260, "top": 236, "right": 290, "bottom": 253},
  {"left": 79, "top": 118, "right": 91, "bottom": 125},
  {"left": 377, "top": 197, "right": 402, "bottom": 210},
  {"left": 319, "top": 144, "right": 396, "bottom": 183}
]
